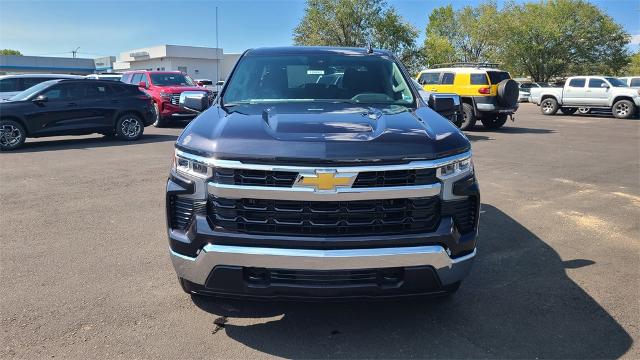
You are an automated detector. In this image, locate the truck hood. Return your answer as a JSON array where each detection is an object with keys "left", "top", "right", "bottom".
[
  {"left": 176, "top": 103, "right": 470, "bottom": 163},
  {"left": 155, "top": 86, "right": 207, "bottom": 93}
]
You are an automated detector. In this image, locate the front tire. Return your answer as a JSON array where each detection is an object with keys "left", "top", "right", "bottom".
[
  {"left": 540, "top": 98, "right": 559, "bottom": 115},
  {"left": 612, "top": 100, "right": 635, "bottom": 119},
  {"left": 440, "top": 281, "right": 462, "bottom": 297},
  {"left": 560, "top": 107, "right": 577, "bottom": 115},
  {"left": 152, "top": 103, "right": 169, "bottom": 127},
  {"left": 460, "top": 103, "right": 477, "bottom": 131},
  {"left": 480, "top": 113, "right": 508, "bottom": 129},
  {"left": 115, "top": 113, "right": 144, "bottom": 140},
  {"left": 0, "top": 120, "right": 27, "bottom": 151},
  {"left": 179, "top": 277, "right": 194, "bottom": 294}
]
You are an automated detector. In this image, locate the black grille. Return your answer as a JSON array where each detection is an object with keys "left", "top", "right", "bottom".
[
  {"left": 170, "top": 196, "right": 207, "bottom": 230},
  {"left": 214, "top": 168, "right": 297, "bottom": 187},
  {"left": 208, "top": 196, "right": 440, "bottom": 236},
  {"left": 441, "top": 197, "right": 477, "bottom": 234},
  {"left": 353, "top": 168, "right": 438, "bottom": 187},
  {"left": 267, "top": 269, "right": 381, "bottom": 286},
  {"left": 213, "top": 168, "right": 438, "bottom": 188},
  {"left": 170, "top": 94, "right": 180, "bottom": 105}
]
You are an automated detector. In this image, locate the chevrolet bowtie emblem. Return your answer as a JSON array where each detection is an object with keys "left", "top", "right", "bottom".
[{"left": 294, "top": 170, "right": 357, "bottom": 191}]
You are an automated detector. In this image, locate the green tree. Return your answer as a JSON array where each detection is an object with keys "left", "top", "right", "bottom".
[
  {"left": 421, "top": 2, "right": 501, "bottom": 67},
  {"left": 499, "top": 0, "right": 630, "bottom": 81},
  {"left": 623, "top": 52, "right": 640, "bottom": 75},
  {"left": 0, "top": 49, "right": 22, "bottom": 56},
  {"left": 420, "top": 5, "right": 457, "bottom": 67},
  {"left": 293, "top": 0, "right": 419, "bottom": 71}
]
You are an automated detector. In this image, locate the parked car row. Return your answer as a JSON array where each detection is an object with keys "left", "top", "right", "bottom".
[
  {"left": 0, "top": 79, "right": 155, "bottom": 151},
  {"left": 529, "top": 76, "right": 640, "bottom": 119},
  {"left": 0, "top": 70, "right": 223, "bottom": 150}
]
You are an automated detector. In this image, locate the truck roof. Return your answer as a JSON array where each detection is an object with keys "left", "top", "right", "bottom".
[
  {"left": 245, "top": 46, "right": 392, "bottom": 57},
  {"left": 419, "top": 67, "right": 503, "bottom": 74}
]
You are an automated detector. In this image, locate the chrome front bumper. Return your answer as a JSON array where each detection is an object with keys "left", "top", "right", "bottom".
[{"left": 170, "top": 244, "right": 476, "bottom": 287}]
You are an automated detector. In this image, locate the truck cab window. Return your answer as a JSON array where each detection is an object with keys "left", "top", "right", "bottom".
[{"left": 568, "top": 78, "right": 586, "bottom": 87}]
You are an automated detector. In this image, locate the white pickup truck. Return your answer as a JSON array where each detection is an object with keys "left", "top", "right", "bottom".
[{"left": 529, "top": 76, "right": 640, "bottom": 119}]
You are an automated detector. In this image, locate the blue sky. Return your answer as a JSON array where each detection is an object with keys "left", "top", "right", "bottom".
[{"left": 0, "top": 0, "right": 638, "bottom": 58}]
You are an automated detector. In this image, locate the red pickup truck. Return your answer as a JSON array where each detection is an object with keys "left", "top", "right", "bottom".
[{"left": 121, "top": 71, "right": 212, "bottom": 127}]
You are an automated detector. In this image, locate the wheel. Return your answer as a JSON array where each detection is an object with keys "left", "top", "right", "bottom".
[
  {"left": 115, "top": 113, "right": 144, "bottom": 140},
  {"left": 612, "top": 100, "right": 635, "bottom": 119},
  {"left": 460, "top": 103, "right": 476, "bottom": 130},
  {"left": 578, "top": 107, "right": 591, "bottom": 114},
  {"left": 442, "top": 281, "right": 461, "bottom": 296},
  {"left": 179, "top": 277, "right": 194, "bottom": 294},
  {"left": 0, "top": 119, "right": 27, "bottom": 151},
  {"left": 540, "top": 98, "right": 559, "bottom": 115},
  {"left": 480, "top": 113, "right": 508, "bottom": 129},
  {"left": 560, "top": 107, "right": 577, "bottom": 115},
  {"left": 152, "top": 103, "right": 169, "bottom": 127}
]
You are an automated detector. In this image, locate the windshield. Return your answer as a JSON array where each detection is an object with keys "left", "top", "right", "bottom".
[
  {"left": 8, "top": 80, "right": 58, "bottom": 101},
  {"left": 150, "top": 73, "right": 195, "bottom": 86},
  {"left": 605, "top": 77, "right": 627, "bottom": 87},
  {"left": 487, "top": 71, "right": 511, "bottom": 84},
  {"left": 223, "top": 54, "right": 415, "bottom": 106},
  {"left": 98, "top": 75, "right": 122, "bottom": 81}
]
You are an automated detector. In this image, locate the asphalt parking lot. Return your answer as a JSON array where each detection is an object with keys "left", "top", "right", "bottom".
[{"left": 1, "top": 103, "right": 638, "bottom": 359}]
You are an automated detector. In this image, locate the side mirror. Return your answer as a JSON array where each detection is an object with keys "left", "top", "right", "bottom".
[
  {"left": 179, "top": 91, "right": 209, "bottom": 113},
  {"left": 427, "top": 93, "right": 463, "bottom": 127},
  {"left": 600, "top": 83, "right": 610, "bottom": 88},
  {"left": 428, "top": 93, "right": 460, "bottom": 113},
  {"left": 138, "top": 81, "right": 147, "bottom": 89},
  {"left": 32, "top": 94, "right": 48, "bottom": 103}
]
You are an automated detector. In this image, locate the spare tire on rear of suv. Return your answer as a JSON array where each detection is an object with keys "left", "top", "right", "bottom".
[{"left": 497, "top": 79, "right": 518, "bottom": 107}]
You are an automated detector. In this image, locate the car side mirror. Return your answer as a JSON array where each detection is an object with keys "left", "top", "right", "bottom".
[
  {"left": 32, "top": 94, "right": 48, "bottom": 103},
  {"left": 600, "top": 83, "right": 610, "bottom": 88},
  {"left": 179, "top": 91, "right": 209, "bottom": 113},
  {"left": 427, "top": 93, "right": 463, "bottom": 127},
  {"left": 428, "top": 93, "right": 459, "bottom": 113},
  {"left": 138, "top": 81, "right": 147, "bottom": 89}
]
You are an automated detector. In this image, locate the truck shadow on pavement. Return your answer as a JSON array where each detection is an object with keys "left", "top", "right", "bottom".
[
  {"left": 192, "top": 204, "right": 632, "bottom": 358},
  {"left": 464, "top": 126, "right": 554, "bottom": 142},
  {"left": 10, "top": 134, "right": 178, "bottom": 153}
]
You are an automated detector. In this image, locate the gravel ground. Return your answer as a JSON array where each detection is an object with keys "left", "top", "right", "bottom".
[{"left": 1, "top": 103, "right": 638, "bottom": 359}]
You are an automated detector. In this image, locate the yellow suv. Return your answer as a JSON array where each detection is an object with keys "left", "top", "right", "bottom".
[{"left": 416, "top": 63, "right": 519, "bottom": 130}]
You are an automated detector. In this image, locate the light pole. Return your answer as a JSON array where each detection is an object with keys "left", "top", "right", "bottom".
[{"left": 72, "top": 47, "right": 80, "bottom": 58}]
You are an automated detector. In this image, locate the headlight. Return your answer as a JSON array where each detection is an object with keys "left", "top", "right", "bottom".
[
  {"left": 437, "top": 157, "right": 474, "bottom": 178},
  {"left": 173, "top": 150, "right": 212, "bottom": 178}
]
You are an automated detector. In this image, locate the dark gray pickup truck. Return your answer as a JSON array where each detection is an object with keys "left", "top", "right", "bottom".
[{"left": 166, "top": 46, "right": 480, "bottom": 299}]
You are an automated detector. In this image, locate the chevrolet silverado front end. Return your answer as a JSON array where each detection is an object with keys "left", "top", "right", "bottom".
[{"left": 166, "top": 46, "right": 480, "bottom": 299}]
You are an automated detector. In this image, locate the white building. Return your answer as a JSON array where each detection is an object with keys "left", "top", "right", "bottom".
[{"left": 113, "top": 44, "right": 240, "bottom": 81}]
